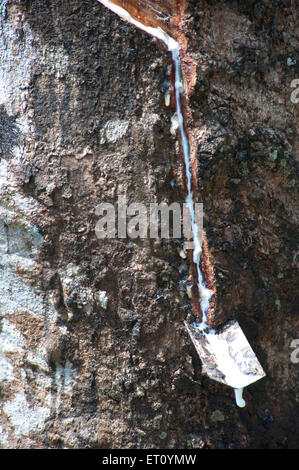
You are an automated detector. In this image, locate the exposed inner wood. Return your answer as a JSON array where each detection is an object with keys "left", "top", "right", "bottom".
[{"left": 98, "top": 0, "right": 217, "bottom": 326}]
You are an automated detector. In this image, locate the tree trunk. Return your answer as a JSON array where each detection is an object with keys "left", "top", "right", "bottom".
[{"left": 0, "top": 0, "right": 298, "bottom": 449}]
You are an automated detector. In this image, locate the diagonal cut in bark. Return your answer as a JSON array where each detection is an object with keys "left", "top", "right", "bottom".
[{"left": 96, "top": 0, "right": 266, "bottom": 405}]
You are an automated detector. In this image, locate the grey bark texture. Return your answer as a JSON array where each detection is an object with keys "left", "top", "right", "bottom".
[{"left": 0, "top": 0, "right": 298, "bottom": 448}]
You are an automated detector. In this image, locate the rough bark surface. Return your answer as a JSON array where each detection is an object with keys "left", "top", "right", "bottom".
[{"left": 0, "top": 0, "right": 298, "bottom": 449}]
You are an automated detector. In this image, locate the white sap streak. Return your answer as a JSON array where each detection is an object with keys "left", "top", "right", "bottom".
[
  {"left": 98, "top": 0, "right": 178, "bottom": 49},
  {"left": 97, "top": 0, "right": 213, "bottom": 328}
]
